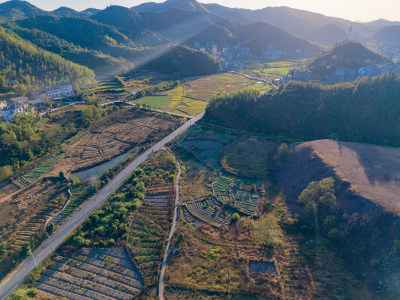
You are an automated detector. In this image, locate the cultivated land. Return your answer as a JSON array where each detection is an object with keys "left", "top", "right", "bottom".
[
  {"left": 55, "top": 108, "right": 181, "bottom": 173},
  {"left": 135, "top": 73, "right": 260, "bottom": 116}
]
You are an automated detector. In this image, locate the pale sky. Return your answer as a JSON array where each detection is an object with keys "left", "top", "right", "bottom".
[{"left": 5, "top": 0, "right": 400, "bottom": 22}]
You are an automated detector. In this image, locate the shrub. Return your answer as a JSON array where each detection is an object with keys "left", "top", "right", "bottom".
[
  {"left": 177, "top": 233, "right": 184, "bottom": 244},
  {"left": 0, "top": 165, "right": 13, "bottom": 182},
  {"left": 231, "top": 213, "right": 240, "bottom": 223}
]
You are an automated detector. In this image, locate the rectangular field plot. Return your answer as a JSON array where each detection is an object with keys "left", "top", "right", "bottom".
[
  {"left": 137, "top": 95, "right": 171, "bottom": 110},
  {"left": 36, "top": 247, "right": 144, "bottom": 300},
  {"left": 249, "top": 261, "right": 276, "bottom": 274}
]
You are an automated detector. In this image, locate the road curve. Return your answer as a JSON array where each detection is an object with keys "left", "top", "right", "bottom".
[
  {"left": 158, "top": 150, "right": 181, "bottom": 300},
  {"left": 0, "top": 111, "right": 204, "bottom": 300}
]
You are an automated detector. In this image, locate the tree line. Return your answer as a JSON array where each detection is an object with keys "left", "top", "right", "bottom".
[{"left": 206, "top": 72, "right": 400, "bottom": 147}]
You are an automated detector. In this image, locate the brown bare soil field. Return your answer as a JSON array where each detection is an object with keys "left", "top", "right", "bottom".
[
  {"left": 279, "top": 139, "right": 400, "bottom": 213},
  {"left": 55, "top": 109, "right": 181, "bottom": 174},
  {"left": 36, "top": 247, "right": 144, "bottom": 299}
]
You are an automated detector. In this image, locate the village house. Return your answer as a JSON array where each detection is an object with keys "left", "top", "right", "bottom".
[
  {"left": 28, "top": 99, "right": 47, "bottom": 113},
  {"left": 1, "top": 97, "right": 29, "bottom": 122},
  {"left": 46, "top": 83, "right": 74, "bottom": 100}
]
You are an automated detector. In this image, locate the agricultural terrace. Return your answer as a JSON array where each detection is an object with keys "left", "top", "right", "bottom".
[
  {"left": 184, "top": 173, "right": 258, "bottom": 227},
  {"left": 18, "top": 153, "right": 64, "bottom": 188},
  {"left": 55, "top": 108, "right": 182, "bottom": 174},
  {"left": 83, "top": 73, "right": 157, "bottom": 102},
  {"left": 0, "top": 180, "right": 69, "bottom": 280},
  {"left": 35, "top": 247, "right": 144, "bottom": 299},
  {"left": 135, "top": 73, "right": 257, "bottom": 116},
  {"left": 22, "top": 151, "right": 178, "bottom": 297}
]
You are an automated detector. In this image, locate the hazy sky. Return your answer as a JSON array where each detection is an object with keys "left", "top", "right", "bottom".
[{"left": 6, "top": 0, "right": 400, "bottom": 22}]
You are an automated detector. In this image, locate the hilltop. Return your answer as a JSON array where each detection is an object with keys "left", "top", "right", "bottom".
[
  {"left": 0, "top": 0, "right": 46, "bottom": 19},
  {"left": 374, "top": 25, "right": 400, "bottom": 44},
  {"left": 307, "top": 41, "right": 390, "bottom": 79},
  {"left": 133, "top": 0, "right": 209, "bottom": 13}
]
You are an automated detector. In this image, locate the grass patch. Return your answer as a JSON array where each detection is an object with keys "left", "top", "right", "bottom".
[{"left": 137, "top": 95, "right": 171, "bottom": 110}]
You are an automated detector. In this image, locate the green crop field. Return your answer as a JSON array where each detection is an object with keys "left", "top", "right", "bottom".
[{"left": 137, "top": 95, "right": 171, "bottom": 109}]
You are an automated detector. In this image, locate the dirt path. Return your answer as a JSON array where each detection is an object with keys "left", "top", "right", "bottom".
[{"left": 158, "top": 149, "right": 181, "bottom": 300}]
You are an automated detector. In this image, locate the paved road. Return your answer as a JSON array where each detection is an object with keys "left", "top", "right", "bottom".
[
  {"left": 0, "top": 111, "right": 204, "bottom": 300},
  {"left": 158, "top": 150, "right": 181, "bottom": 300}
]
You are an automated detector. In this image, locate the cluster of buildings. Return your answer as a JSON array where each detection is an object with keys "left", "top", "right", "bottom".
[
  {"left": 1, "top": 97, "right": 46, "bottom": 122},
  {"left": 46, "top": 82, "right": 74, "bottom": 100},
  {"left": 192, "top": 41, "right": 252, "bottom": 69},
  {"left": 1, "top": 82, "right": 74, "bottom": 122},
  {"left": 282, "top": 62, "right": 400, "bottom": 84}
]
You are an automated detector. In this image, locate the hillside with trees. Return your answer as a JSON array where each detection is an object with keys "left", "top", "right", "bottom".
[
  {"left": 308, "top": 41, "right": 390, "bottom": 79},
  {"left": 205, "top": 72, "right": 400, "bottom": 147},
  {"left": 0, "top": 26, "right": 95, "bottom": 98},
  {"left": 4, "top": 22, "right": 134, "bottom": 76},
  {"left": 0, "top": 0, "right": 47, "bottom": 19},
  {"left": 143, "top": 46, "right": 220, "bottom": 78}
]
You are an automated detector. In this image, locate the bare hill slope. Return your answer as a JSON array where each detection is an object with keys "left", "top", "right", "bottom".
[{"left": 280, "top": 139, "right": 400, "bottom": 212}]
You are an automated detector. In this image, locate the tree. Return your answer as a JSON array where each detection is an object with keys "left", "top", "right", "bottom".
[
  {"left": 177, "top": 233, "right": 184, "bottom": 244},
  {"left": 253, "top": 213, "right": 282, "bottom": 248},
  {"left": 46, "top": 223, "right": 55, "bottom": 235},
  {"left": 231, "top": 213, "right": 240, "bottom": 223},
  {"left": 298, "top": 177, "right": 338, "bottom": 220},
  {"left": 59, "top": 171, "right": 66, "bottom": 181}
]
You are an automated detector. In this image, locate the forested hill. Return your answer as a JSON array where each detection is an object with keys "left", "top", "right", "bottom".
[
  {"left": 205, "top": 72, "right": 400, "bottom": 147},
  {"left": 308, "top": 41, "right": 390, "bottom": 79},
  {"left": 143, "top": 46, "right": 220, "bottom": 78},
  {"left": 0, "top": 26, "right": 95, "bottom": 98}
]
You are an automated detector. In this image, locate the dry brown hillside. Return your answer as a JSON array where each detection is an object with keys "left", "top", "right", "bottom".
[
  {"left": 278, "top": 139, "right": 400, "bottom": 297},
  {"left": 280, "top": 139, "right": 400, "bottom": 213}
]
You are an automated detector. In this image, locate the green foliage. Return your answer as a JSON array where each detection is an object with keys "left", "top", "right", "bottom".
[
  {"left": 308, "top": 41, "right": 389, "bottom": 79},
  {"left": 0, "top": 25, "right": 94, "bottom": 98},
  {"left": 204, "top": 247, "right": 222, "bottom": 263},
  {"left": 177, "top": 232, "right": 185, "bottom": 244},
  {"left": 253, "top": 213, "right": 282, "bottom": 248},
  {"left": 328, "top": 228, "right": 340, "bottom": 240},
  {"left": 0, "top": 112, "right": 75, "bottom": 169},
  {"left": 46, "top": 224, "right": 55, "bottom": 235},
  {"left": 206, "top": 72, "right": 400, "bottom": 147},
  {"left": 231, "top": 213, "right": 240, "bottom": 223},
  {"left": 0, "top": 165, "right": 13, "bottom": 181},
  {"left": 143, "top": 46, "right": 220, "bottom": 78},
  {"left": 298, "top": 177, "right": 338, "bottom": 220},
  {"left": 81, "top": 105, "right": 106, "bottom": 126}
]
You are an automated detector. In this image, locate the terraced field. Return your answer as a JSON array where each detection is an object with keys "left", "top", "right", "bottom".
[
  {"left": 50, "top": 185, "right": 89, "bottom": 226},
  {"left": 17, "top": 153, "right": 64, "bottom": 188},
  {"left": 36, "top": 247, "right": 144, "bottom": 299},
  {"left": 56, "top": 109, "right": 181, "bottom": 173},
  {"left": 186, "top": 198, "right": 231, "bottom": 227},
  {"left": 127, "top": 182, "right": 174, "bottom": 285}
]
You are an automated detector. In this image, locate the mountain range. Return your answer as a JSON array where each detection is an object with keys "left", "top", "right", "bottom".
[{"left": 0, "top": 0, "right": 398, "bottom": 96}]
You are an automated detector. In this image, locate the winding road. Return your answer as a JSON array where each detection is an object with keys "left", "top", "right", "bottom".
[
  {"left": 158, "top": 150, "right": 181, "bottom": 300},
  {"left": 0, "top": 111, "right": 204, "bottom": 300}
]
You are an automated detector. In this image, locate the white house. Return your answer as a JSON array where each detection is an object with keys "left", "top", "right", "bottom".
[
  {"left": 2, "top": 97, "right": 29, "bottom": 122},
  {"left": 47, "top": 83, "right": 74, "bottom": 100}
]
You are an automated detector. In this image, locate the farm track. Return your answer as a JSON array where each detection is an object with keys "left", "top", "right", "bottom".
[{"left": 159, "top": 150, "right": 181, "bottom": 300}]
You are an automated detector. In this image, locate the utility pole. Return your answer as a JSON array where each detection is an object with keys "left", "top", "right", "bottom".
[
  {"left": 47, "top": 233, "right": 55, "bottom": 253},
  {"left": 28, "top": 250, "right": 37, "bottom": 267}
]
